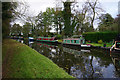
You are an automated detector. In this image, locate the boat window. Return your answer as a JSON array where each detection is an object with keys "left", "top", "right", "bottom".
[
  {"left": 79, "top": 40, "right": 81, "bottom": 43},
  {"left": 116, "top": 42, "right": 120, "bottom": 48},
  {"left": 54, "top": 37, "right": 57, "bottom": 40},
  {"left": 74, "top": 40, "right": 76, "bottom": 43},
  {"left": 40, "top": 38, "right": 42, "bottom": 40},
  {"left": 64, "top": 40, "right": 66, "bottom": 42},
  {"left": 81, "top": 40, "right": 83, "bottom": 43}
]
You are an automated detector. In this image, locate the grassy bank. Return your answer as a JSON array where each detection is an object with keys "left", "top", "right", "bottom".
[
  {"left": 58, "top": 39, "right": 63, "bottom": 43},
  {"left": 86, "top": 42, "right": 113, "bottom": 47},
  {"left": 2, "top": 39, "right": 73, "bottom": 78}
]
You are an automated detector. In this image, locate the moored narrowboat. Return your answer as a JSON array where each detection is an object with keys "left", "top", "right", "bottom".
[
  {"left": 110, "top": 34, "right": 120, "bottom": 52},
  {"left": 63, "top": 35, "right": 91, "bottom": 48},
  {"left": 110, "top": 41, "right": 120, "bottom": 52},
  {"left": 29, "top": 37, "right": 34, "bottom": 41},
  {"left": 36, "top": 37, "right": 58, "bottom": 43}
]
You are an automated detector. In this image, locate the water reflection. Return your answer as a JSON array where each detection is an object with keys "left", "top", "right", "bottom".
[
  {"left": 110, "top": 53, "right": 120, "bottom": 76},
  {"left": 63, "top": 47, "right": 90, "bottom": 56},
  {"left": 17, "top": 39, "right": 120, "bottom": 78}
]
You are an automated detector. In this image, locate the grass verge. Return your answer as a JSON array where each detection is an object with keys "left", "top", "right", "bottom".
[
  {"left": 86, "top": 42, "right": 113, "bottom": 47},
  {"left": 58, "top": 39, "right": 63, "bottom": 43},
  {"left": 2, "top": 39, "right": 73, "bottom": 78}
]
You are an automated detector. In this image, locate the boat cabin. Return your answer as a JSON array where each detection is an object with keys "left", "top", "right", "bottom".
[
  {"left": 114, "top": 41, "right": 120, "bottom": 50},
  {"left": 115, "top": 34, "right": 120, "bottom": 50},
  {"left": 37, "top": 37, "right": 57, "bottom": 42},
  {"left": 110, "top": 34, "right": 120, "bottom": 51},
  {"left": 63, "top": 35, "right": 85, "bottom": 45}
]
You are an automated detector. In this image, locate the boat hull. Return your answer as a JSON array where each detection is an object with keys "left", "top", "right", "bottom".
[
  {"left": 111, "top": 49, "right": 120, "bottom": 53},
  {"left": 36, "top": 40, "right": 58, "bottom": 45},
  {"left": 62, "top": 43, "right": 91, "bottom": 49}
]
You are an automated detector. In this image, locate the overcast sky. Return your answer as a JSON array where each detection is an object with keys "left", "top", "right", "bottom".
[
  {"left": 14, "top": 0, "right": 120, "bottom": 31},
  {"left": 26, "top": 0, "right": 120, "bottom": 18}
]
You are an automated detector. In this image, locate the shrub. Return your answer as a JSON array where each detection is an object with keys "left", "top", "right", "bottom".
[
  {"left": 98, "top": 40, "right": 103, "bottom": 44},
  {"left": 82, "top": 31, "right": 118, "bottom": 42},
  {"left": 56, "top": 34, "right": 62, "bottom": 39}
]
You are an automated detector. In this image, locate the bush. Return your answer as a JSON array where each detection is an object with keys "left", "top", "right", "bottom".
[
  {"left": 98, "top": 40, "right": 103, "bottom": 44},
  {"left": 56, "top": 34, "right": 62, "bottom": 39},
  {"left": 82, "top": 31, "right": 118, "bottom": 42}
]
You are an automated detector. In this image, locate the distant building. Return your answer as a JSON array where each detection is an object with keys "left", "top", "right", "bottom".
[{"left": 118, "top": 1, "right": 120, "bottom": 14}]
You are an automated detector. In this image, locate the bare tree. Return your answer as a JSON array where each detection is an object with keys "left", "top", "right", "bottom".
[
  {"left": 71, "top": 0, "right": 104, "bottom": 33},
  {"left": 86, "top": 0, "right": 104, "bottom": 31},
  {"left": 12, "top": 1, "right": 29, "bottom": 23}
]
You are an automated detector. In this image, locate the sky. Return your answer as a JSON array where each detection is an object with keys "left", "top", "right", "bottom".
[{"left": 25, "top": 0, "right": 120, "bottom": 18}]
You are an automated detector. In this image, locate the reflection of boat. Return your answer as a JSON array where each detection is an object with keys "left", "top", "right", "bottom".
[
  {"left": 37, "top": 37, "right": 58, "bottom": 44},
  {"left": 110, "top": 54, "right": 120, "bottom": 73},
  {"left": 63, "top": 47, "right": 90, "bottom": 56},
  {"left": 11, "top": 36, "right": 23, "bottom": 40},
  {"left": 63, "top": 35, "right": 91, "bottom": 48},
  {"left": 37, "top": 42, "right": 57, "bottom": 49}
]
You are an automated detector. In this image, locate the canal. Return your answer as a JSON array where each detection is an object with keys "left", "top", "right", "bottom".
[{"left": 18, "top": 39, "right": 120, "bottom": 78}]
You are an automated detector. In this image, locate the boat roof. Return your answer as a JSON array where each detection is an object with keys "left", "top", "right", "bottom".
[
  {"left": 38, "top": 37, "right": 55, "bottom": 38},
  {"left": 63, "top": 35, "right": 84, "bottom": 40},
  {"left": 72, "top": 35, "right": 83, "bottom": 38},
  {"left": 63, "top": 38, "right": 82, "bottom": 40}
]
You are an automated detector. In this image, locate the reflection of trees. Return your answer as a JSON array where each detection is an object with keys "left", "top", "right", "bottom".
[
  {"left": 51, "top": 45, "right": 86, "bottom": 74},
  {"left": 27, "top": 42, "right": 118, "bottom": 78},
  {"left": 88, "top": 49, "right": 112, "bottom": 67},
  {"left": 23, "top": 38, "right": 29, "bottom": 45},
  {"left": 110, "top": 53, "right": 120, "bottom": 77},
  {"left": 30, "top": 42, "right": 52, "bottom": 57},
  {"left": 90, "top": 56, "right": 94, "bottom": 77}
]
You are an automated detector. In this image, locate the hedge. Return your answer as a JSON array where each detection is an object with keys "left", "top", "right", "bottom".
[{"left": 82, "top": 31, "right": 119, "bottom": 42}]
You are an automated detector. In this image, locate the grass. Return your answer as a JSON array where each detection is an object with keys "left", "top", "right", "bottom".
[
  {"left": 2, "top": 39, "right": 73, "bottom": 78},
  {"left": 58, "top": 39, "right": 63, "bottom": 43},
  {"left": 86, "top": 42, "right": 113, "bottom": 47}
]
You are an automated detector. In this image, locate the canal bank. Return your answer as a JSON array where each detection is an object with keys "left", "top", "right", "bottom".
[{"left": 2, "top": 39, "right": 73, "bottom": 78}]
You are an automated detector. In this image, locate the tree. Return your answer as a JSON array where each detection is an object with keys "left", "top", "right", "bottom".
[
  {"left": 63, "top": 1, "right": 74, "bottom": 37},
  {"left": 114, "top": 14, "right": 120, "bottom": 33},
  {"left": 117, "top": 14, "right": 120, "bottom": 33},
  {"left": 2, "top": 1, "right": 29, "bottom": 38},
  {"left": 35, "top": 8, "right": 54, "bottom": 37},
  {"left": 22, "top": 22, "right": 31, "bottom": 38},
  {"left": 2, "top": 2, "right": 18, "bottom": 38},
  {"left": 11, "top": 23, "right": 22, "bottom": 36},
  {"left": 98, "top": 13, "right": 114, "bottom": 31},
  {"left": 83, "top": 0, "right": 104, "bottom": 31},
  {"left": 53, "top": 8, "right": 64, "bottom": 35},
  {"left": 70, "top": 0, "right": 104, "bottom": 34}
]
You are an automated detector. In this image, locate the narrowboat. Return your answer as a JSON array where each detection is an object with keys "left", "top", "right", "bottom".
[
  {"left": 110, "top": 41, "right": 120, "bottom": 52},
  {"left": 36, "top": 37, "right": 58, "bottom": 44},
  {"left": 110, "top": 34, "right": 120, "bottom": 52},
  {"left": 63, "top": 35, "right": 91, "bottom": 48},
  {"left": 29, "top": 37, "right": 34, "bottom": 41}
]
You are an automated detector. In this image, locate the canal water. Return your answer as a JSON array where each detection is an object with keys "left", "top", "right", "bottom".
[{"left": 18, "top": 39, "right": 120, "bottom": 78}]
